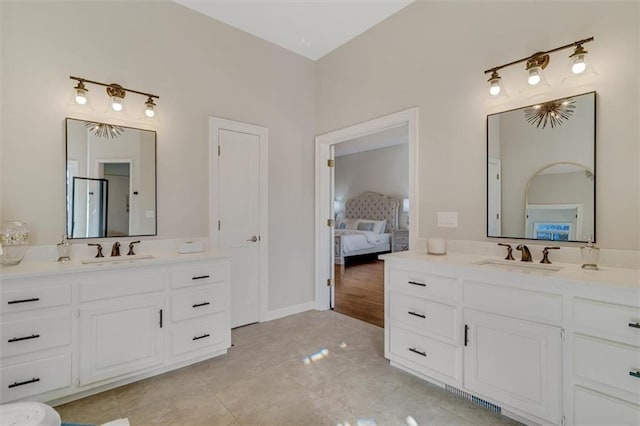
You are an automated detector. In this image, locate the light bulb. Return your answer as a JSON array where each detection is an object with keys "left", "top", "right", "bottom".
[
  {"left": 528, "top": 68, "right": 541, "bottom": 86},
  {"left": 489, "top": 81, "right": 501, "bottom": 96},
  {"left": 144, "top": 97, "right": 156, "bottom": 118},
  {"left": 75, "top": 89, "right": 87, "bottom": 105},
  {"left": 571, "top": 55, "right": 587, "bottom": 74},
  {"left": 111, "top": 97, "right": 123, "bottom": 112},
  {"left": 487, "top": 71, "right": 502, "bottom": 97},
  {"left": 73, "top": 81, "right": 88, "bottom": 105}
]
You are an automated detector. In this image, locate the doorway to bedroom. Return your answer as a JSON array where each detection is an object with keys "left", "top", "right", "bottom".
[
  {"left": 333, "top": 130, "right": 410, "bottom": 327},
  {"left": 315, "top": 108, "right": 418, "bottom": 319}
]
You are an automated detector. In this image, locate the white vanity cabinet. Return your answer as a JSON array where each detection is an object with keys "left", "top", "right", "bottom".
[
  {"left": 463, "top": 278, "right": 563, "bottom": 425},
  {"left": 571, "top": 297, "right": 640, "bottom": 425},
  {"left": 382, "top": 252, "right": 640, "bottom": 426},
  {"left": 0, "top": 253, "right": 231, "bottom": 405},
  {"left": 167, "top": 261, "right": 231, "bottom": 361},
  {"left": 385, "top": 263, "right": 462, "bottom": 386},
  {"left": 0, "top": 276, "right": 74, "bottom": 403}
]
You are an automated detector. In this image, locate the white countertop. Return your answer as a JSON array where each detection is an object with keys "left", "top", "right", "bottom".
[
  {"left": 380, "top": 250, "right": 640, "bottom": 290},
  {"left": 0, "top": 250, "right": 231, "bottom": 280}
]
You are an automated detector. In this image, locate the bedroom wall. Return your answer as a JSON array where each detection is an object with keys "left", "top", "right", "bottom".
[
  {"left": 316, "top": 0, "right": 640, "bottom": 250},
  {"left": 0, "top": 1, "right": 316, "bottom": 312},
  {"left": 335, "top": 144, "right": 409, "bottom": 228}
]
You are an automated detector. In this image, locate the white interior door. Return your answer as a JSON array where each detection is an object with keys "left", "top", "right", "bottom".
[{"left": 210, "top": 118, "right": 268, "bottom": 328}]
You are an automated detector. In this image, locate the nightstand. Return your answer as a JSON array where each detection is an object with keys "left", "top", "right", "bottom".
[{"left": 391, "top": 229, "right": 409, "bottom": 252}]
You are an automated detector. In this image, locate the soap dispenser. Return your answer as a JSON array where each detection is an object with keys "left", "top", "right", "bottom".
[
  {"left": 57, "top": 235, "right": 71, "bottom": 262},
  {"left": 580, "top": 235, "right": 599, "bottom": 270}
]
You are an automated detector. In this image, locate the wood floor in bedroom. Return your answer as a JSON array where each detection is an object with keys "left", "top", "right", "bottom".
[{"left": 334, "top": 256, "right": 385, "bottom": 327}]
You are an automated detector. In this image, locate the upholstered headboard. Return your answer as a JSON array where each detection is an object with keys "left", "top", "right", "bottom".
[{"left": 345, "top": 192, "right": 399, "bottom": 232}]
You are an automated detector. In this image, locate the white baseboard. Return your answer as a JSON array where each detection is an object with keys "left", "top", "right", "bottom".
[{"left": 263, "top": 301, "right": 315, "bottom": 322}]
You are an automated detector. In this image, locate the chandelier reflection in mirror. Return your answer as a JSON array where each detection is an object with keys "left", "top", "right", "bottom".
[
  {"left": 84, "top": 121, "right": 126, "bottom": 139},
  {"left": 524, "top": 97, "right": 575, "bottom": 129}
]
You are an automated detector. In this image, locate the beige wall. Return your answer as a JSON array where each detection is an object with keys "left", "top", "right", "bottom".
[
  {"left": 0, "top": 1, "right": 316, "bottom": 311},
  {"left": 317, "top": 1, "right": 640, "bottom": 250}
]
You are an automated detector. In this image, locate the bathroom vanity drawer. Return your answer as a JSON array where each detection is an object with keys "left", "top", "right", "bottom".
[
  {"left": 0, "top": 313, "right": 71, "bottom": 358},
  {"left": 171, "top": 261, "right": 229, "bottom": 289},
  {"left": 464, "top": 280, "right": 562, "bottom": 324},
  {"left": 388, "top": 291, "right": 458, "bottom": 342},
  {"left": 79, "top": 271, "right": 166, "bottom": 302},
  {"left": 0, "top": 353, "right": 72, "bottom": 403},
  {"left": 171, "top": 284, "right": 228, "bottom": 322},
  {"left": 574, "top": 334, "right": 640, "bottom": 397},
  {"left": 1, "top": 284, "right": 71, "bottom": 314},
  {"left": 389, "top": 325, "right": 460, "bottom": 381},
  {"left": 171, "top": 313, "right": 229, "bottom": 356},
  {"left": 388, "top": 268, "right": 459, "bottom": 303},
  {"left": 574, "top": 386, "right": 640, "bottom": 426},
  {"left": 574, "top": 298, "right": 640, "bottom": 347}
]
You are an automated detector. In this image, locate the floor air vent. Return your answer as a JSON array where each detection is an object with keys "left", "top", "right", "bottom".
[{"left": 444, "top": 384, "right": 502, "bottom": 414}]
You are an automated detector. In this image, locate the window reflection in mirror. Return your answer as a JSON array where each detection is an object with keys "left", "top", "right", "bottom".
[
  {"left": 487, "top": 92, "right": 595, "bottom": 242},
  {"left": 65, "top": 118, "right": 157, "bottom": 239}
]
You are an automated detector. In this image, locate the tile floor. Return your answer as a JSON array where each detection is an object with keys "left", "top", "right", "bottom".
[{"left": 55, "top": 310, "right": 520, "bottom": 426}]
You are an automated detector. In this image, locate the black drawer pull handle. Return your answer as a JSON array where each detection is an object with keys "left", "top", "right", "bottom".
[
  {"left": 8, "top": 377, "right": 40, "bottom": 389},
  {"left": 408, "top": 311, "right": 426, "bottom": 319},
  {"left": 193, "top": 333, "right": 210, "bottom": 341},
  {"left": 629, "top": 322, "right": 640, "bottom": 329},
  {"left": 407, "top": 281, "right": 426, "bottom": 287},
  {"left": 409, "top": 347, "right": 427, "bottom": 357},
  {"left": 192, "top": 302, "right": 211, "bottom": 308},
  {"left": 8, "top": 334, "right": 40, "bottom": 343},
  {"left": 629, "top": 371, "right": 640, "bottom": 379},
  {"left": 8, "top": 297, "right": 40, "bottom": 305},
  {"left": 192, "top": 275, "right": 210, "bottom": 280}
]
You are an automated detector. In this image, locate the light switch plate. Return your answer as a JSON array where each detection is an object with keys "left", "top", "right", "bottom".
[
  {"left": 145, "top": 210, "right": 155, "bottom": 219},
  {"left": 437, "top": 211, "right": 458, "bottom": 228}
]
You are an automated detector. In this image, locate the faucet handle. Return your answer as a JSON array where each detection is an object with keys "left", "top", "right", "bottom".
[
  {"left": 541, "top": 246, "right": 560, "bottom": 264},
  {"left": 127, "top": 241, "right": 141, "bottom": 256},
  {"left": 497, "top": 243, "right": 515, "bottom": 260},
  {"left": 88, "top": 243, "right": 104, "bottom": 258}
]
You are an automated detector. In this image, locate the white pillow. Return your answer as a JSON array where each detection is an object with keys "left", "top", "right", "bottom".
[{"left": 358, "top": 219, "right": 386, "bottom": 234}]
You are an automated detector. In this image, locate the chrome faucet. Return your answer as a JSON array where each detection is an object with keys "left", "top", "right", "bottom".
[
  {"left": 516, "top": 244, "right": 532, "bottom": 262},
  {"left": 110, "top": 241, "right": 121, "bottom": 257}
]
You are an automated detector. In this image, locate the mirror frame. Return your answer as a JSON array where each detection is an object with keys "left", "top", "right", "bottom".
[
  {"left": 486, "top": 91, "right": 596, "bottom": 243},
  {"left": 65, "top": 118, "right": 158, "bottom": 239}
]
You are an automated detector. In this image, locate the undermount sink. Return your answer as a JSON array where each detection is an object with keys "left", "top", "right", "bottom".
[
  {"left": 474, "top": 258, "right": 563, "bottom": 272},
  {"left": 81, "top": 254, "right": 155, "bottom": 264}
]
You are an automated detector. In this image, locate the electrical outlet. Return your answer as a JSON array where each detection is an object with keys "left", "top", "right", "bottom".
[{"left": 437, "top": 211, "right": 458, "bottom": 228}]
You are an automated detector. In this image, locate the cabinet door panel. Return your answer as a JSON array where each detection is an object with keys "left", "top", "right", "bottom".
[
  {"left": 463, "top": 309, "right": 562, "bottom": 424},
  {"left": 79, "top": 295, "right": 164, "bottom": 386}
]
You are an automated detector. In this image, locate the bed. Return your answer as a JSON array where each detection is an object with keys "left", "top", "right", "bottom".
[{"left": 334, "top": 192, "right": 400, "bottom": 265}]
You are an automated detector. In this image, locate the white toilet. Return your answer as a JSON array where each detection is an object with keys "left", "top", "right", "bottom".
[{"left": 0, "top": 401, "right": 61, "bottom": 426}]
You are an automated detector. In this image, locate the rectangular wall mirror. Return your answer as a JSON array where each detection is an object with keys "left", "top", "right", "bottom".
[
  {"left": 487, "top": 91, "right": 596, "bottom": 242},
  {"left": 66, "top": 118, "right": 157, "bottom": 239}
]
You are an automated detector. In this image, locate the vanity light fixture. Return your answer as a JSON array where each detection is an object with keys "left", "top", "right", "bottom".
[
  {"left": 485, "top": 37, "right": 594, "bottom": 96},
  {"left": 70, "top": 76, "right": 159, "bottom": 117}
]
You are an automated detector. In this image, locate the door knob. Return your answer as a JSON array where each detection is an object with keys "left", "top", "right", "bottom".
[{"left": 246, "top": 235, "right": 258, "bottom": 242}]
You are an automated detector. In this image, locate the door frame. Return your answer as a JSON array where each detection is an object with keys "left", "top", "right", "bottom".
[
  {"left": 314, "top": 108, "right": 419, "bottom": 311},
  {"left": 209, "top": 117, "right": 269, "bottom": 323}
]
